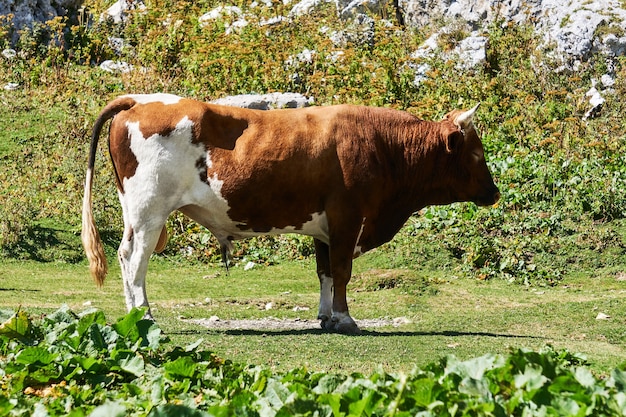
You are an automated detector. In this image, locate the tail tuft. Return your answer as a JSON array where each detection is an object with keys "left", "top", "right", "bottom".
[{"left": 82, "top": 168, "right": 108, "bottom": 287}]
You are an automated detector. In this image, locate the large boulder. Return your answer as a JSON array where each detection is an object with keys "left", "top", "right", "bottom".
[
  {"left": 399, "top": 0, "right": 626, "bottom": 71},
  {"left": 1, "top": 0, "right": 83, "bottom": 43},
  {"left": 211, "top": 93, "right": 314, "bottom": 110}
]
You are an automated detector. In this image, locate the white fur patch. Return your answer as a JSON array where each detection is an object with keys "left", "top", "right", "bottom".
[
  {"left": 123, "top": 116, "right": 209, "bottom": 227},
  {"left": 262, "top": 212, "right": 329, "bottom": 243},
  {"left": 123, "top": 93, "right": 182, "bottom": 105},
  {"left": 318, "top": 273, "right": 333, "bottom": 319}
]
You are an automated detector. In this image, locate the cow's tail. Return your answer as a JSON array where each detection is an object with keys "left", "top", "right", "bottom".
[{"left": 82, "top": 97, "right": 136, "bottom": 287}]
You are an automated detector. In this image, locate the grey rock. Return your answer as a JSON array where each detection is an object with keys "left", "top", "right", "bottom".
[
  {"left": 454, "top": 34, "right": 487, "bottom": 69},
  {"left": 400, "top": 0, "right": 626, "bottom": 71},
  {"left": 1, "top": 0, "right": 83, "bottom": 43},
  {"left": 104, "top": 0, "right": 146, "bottom": 24},
  {"left": 340, "top": 0, "right": 385, "bottom": 18},
  {"left": 289, "top": 0, "right": 331, "bottom": 18},
  {"left": 583, "top": 86, "right": 605, "bottom": 120},
  {"left": 211, "top": 93, "right": 314, "bottom": 110},
  {"left": 99, "top": 60, "right": 134, "bottom": 73},
  {"left": 329, "top": 14, "right": 376, "bottom": 47}
]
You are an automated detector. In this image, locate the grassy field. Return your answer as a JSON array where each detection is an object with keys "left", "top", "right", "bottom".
[{"left": 2, "top": 250, "right": 624, "bottom": 377}]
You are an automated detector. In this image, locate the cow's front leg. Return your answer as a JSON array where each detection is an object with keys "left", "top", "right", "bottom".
[
  {"left": 324, "top": 221, "right": 362, "bottom": 335},
  {"left": 314, "top": 239, "right": 333, "bottom": 327},
  {"left": 327, "top": 257, "right": 360, "bottom": 335}
]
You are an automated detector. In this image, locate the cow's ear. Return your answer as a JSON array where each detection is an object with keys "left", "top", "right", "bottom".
[{"left": 445, "top": 130, "right": 464, "bottom": 153}]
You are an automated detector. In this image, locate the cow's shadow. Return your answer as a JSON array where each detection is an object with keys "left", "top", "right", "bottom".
[{"left": 169, "top": 328, "right": 542, "bottom": 339}]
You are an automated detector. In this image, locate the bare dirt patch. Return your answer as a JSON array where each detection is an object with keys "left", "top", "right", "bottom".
[{"left": 185, "top": 316, "right": 411, "bottom": 331}]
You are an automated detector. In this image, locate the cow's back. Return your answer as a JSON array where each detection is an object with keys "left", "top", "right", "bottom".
[{"left": 202, "top": 105, "right": 403, "bottom": 233}]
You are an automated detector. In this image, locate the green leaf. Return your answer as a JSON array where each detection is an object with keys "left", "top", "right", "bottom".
[
  {"left": 0, "top": 393, "right": 15, "bottom": 415},
  {"left": 16, "top": 346, "right": 57, "bottom": 366},
  {"left": 73, "top": 356, "right": 102, "bottom": 372},
  {"left": 611, "top": 392, "right": 626, "bottom": 415},
  {"left": 77, "top": 309, "right": 106, "bottom": 338},
  {"left": 263, "top": 378, "right": 293, "bottom": 409},
  {"left": 458, "top": 376, "right": 492, "bottom": 398},
  {"left": 0, "top": 310, "right": 31, "bottom": 341},
  {"left": 348, "top": 388, "right": 385, "bottom": 416},
  {"left": 514, "top": 364, "right": 548, "bottom": 392},
  {"left": 573, "top": 367, "right": 595, "bottom": 389},
  {"left": 112, "top": 307, "right": 147, "bottom": 340},
  {"left": 445, "top": 354, "right": 502, "bottom": 381},
  {"left": 551, "top": 396, "right": 581, "bottom": 416},
  {"left": 411, "top": 377, "right": 436, "bottom": 407},
  {"left": 313, "top": 374, "right": 345, "bottom": 394},
  {"left": 147, "top": 404, "right": 212, "bottom": 417},
  {"left": 317, "top": 393, "right": 343, "bottom": 417},
  {"left": 164, "top": 356, "right": 198, "bottom": 379},
  {"left": 608, "top": 368, "right": 626, "bottom": 391},
  {"left": 137, "top": 319, "right": 162, "bottom": 350},
  {"left": 88, "top": 401, "right": 127, "bottom": 417},
  {"left": 82, "top": 323, "right": 108, "bottom": 351},
  {"left": 118, "top": 354, "right": 145, "bottom": 377},
  {"left": 184, "top": 338, "right": 203, "bottom": 352}
]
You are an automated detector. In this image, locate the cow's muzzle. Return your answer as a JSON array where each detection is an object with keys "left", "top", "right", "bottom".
[{"left": 475, "top": 188, "right": 500, "bottom": 207}]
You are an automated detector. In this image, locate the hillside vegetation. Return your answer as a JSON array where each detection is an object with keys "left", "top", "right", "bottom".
[{"left": 1, "top": 0, "right": 626, "bottom": 285}]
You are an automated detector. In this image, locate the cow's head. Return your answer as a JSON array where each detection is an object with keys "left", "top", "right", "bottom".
[{"left": 440, "top": 104, "right": 500, "bottom": 206}]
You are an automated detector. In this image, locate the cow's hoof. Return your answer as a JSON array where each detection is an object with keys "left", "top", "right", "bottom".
[
  {"left": 335, "top": 320, "right": 362, "bottom": 335},
  {"left": 319, "top": 315, "right": 332, "bottom": 330},
  {"left": 320, "top": 315, "right": 361, "bottom": 335}
]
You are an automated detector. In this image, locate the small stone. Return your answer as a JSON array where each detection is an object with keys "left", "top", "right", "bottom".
[
  {"left": 595, "top": 312, "right": 610, "bottom": 320},
  {"left": 2, "top": 49, "right": 16, "bottom": 59},
  {"left": 99, "top": 60, "right": 134, "bottom": 73}
]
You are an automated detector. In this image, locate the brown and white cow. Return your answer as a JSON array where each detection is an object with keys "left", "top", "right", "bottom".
[{"left": 82, "top": 93, "right": 500, "bottom": 334}]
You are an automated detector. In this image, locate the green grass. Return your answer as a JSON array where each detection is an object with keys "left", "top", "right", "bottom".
[
  {"left": 1, "top": 252, "right": 624, "bottom": 377},
  {"left": 0, "top": 92, "right": 70, "bottom": 157}
]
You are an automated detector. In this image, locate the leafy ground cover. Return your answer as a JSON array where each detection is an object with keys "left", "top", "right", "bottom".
[{"left": 1, "top": 307, "right": 625, "bottom": 416}]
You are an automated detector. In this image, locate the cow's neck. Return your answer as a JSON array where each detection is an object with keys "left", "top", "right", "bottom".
[{"left": 386, "top": 120, "right": 457, "bottom": 209}]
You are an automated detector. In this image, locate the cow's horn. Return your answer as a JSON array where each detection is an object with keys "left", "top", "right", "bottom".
[{"left": 455, "top": 103, "right": 480, "bottom": 129}]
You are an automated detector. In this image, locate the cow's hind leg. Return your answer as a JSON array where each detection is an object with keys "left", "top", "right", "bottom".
[
  {"left": 314, "top": 239, "right": 333, "bottom": 326},
  {"left": 118, "top": 206, "right": 168, "bottom": 319}
]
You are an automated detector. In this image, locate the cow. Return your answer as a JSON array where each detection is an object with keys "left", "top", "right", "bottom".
[{"left": 82, "top": 93, "right": 500, "bottom": 335}]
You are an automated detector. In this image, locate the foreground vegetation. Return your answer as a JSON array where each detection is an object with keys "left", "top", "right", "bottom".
[
  {"left": 1, "top": 307, "right": 625, "bottom": 416},
  {"left": 1, "top": 0, "right": 626, "bottom": 413}
]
